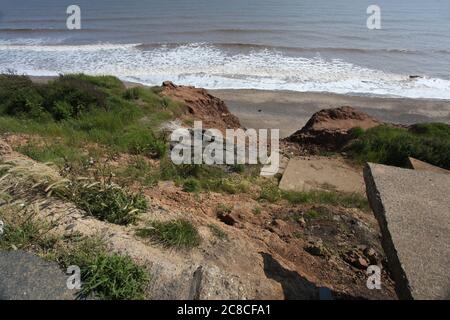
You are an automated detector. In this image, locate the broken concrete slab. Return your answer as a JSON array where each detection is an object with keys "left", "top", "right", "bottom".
[
  {"left": 0, "top": 250, "right": 77, "bottom": 300},
  {"left": 364, "top": 163, "right": 450, "bottom": 300},
  {"left": 279, "top": 156, "right": 365, "bottom": 194},
  {"left": 407, "top": 157, "right": 450, "bottom": 176}
]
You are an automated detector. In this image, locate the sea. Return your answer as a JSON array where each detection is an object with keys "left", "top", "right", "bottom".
[{"left": 1, "top": 0, "right": 450, "bottom": 99}]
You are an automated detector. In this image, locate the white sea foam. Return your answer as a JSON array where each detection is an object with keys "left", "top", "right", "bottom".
[{"left": 1, "top": 42, "right": 449, "bottom": 99}]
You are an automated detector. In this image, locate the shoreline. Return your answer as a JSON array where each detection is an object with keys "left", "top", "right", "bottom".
[
  {"left": 28, "top": 75, "right": 450, "bottom": 138},
  {"left": 211, "top": 89, "right": 450, "bottom": 138}
]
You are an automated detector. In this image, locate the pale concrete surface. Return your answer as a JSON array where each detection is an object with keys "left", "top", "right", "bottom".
[
  {"left": 279, "top": 157, "right": 365, "bottom": 194},
  {"left": 364, "top": 163, "right": 450, "bottom": 300},
  {"left": 0, "top": 251, "right": 77, "bottom": 300},
  {"left": 407, "top": 157, "right": 450, "bottom": 176}
]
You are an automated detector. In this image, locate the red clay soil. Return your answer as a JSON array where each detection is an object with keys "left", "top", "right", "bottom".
[
  {"left": 288, "top": 106, "right": 381, "bottom": 151},
  {"left": 161, "top": 81, "right": 241, "bottom": 130}
]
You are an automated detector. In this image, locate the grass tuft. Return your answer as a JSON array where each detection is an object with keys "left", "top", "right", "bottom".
[
  {"left": 259, "top": 182, "right": 282, "bottom": 203},
  {"left": 57, "top": 237, "right": 150, "bottom": 300},
  {"left": 136, "top": 219, "right": 200, "bottom": 249},
  {"left": 183, "top": 178, "right": 201, "bottom": 193},
  {"left": 0, "top": 203, "right": 56, "bottom": 251},
  {"left": 61, "top": 181, "right": 148, "bottom": 225}
]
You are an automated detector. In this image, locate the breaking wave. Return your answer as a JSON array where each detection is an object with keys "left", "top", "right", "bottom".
[{"left": 0, "top": 42, "right": 450, "bottom": 99}]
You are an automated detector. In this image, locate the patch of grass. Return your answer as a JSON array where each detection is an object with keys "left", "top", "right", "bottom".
[
  {"left": 409, "top": 122, "right": 450, "bottom": 140},
  {"left": 208, "top": 224, "right": 228, "bottom": 241},
  {"left": 118, "top": 127, "right": 167, "bottom": 158},
  {"left": 123, "top": 87, "right": 141, "bottom": 100},
  {"left": 1, "top": 156, "right": 148, "bottom": 225},
  {"left": 259, "top": 182, "right": 282, "bottom": 203},
  {"left": 345, "top": 124, "right": 450, "bottom": 170},
  {"left": 0, "top": 204, "right": 56, "bottom": 251},
  {"left": 304, "top": 209, "right": 321, "bottom": 220},
  {"left": 190, "top": 176, "right": 251, "bottom": 195},
  {"left": 17, "top": 141, "right": 88, "bottom": 166},
  {"left": 136, "top": 219, "right": 200, "bottom": 249},
  {"left": 160, "top": 162, "right": 225, "bottom": 181},
  {"left": 183, "top": 178, "right": 201, "bottom": 193},
  {"left": 117, "top": 157, "right": 159, "bottom": 187},
  {"left": 282, "top": 190, "right": 369, "bottom": 211},
  {"left": 211, "top": 177, "right": 251, "bottom": 194},
  {"left": 304, "top": 207, "right": 331, "bottom": 220},
  {"left": 61, "top": 181, "right": 148, "bottom": 225},
  {"left": 256, "top": 180, "right": 369, "bottom": 210},
  {"left": 57, "top": 237, "right": 150, "bottom": 300},
  {"left": 157, "top": 159, "right": 254, "bottom": 195},
  {"left": 0, "top": 74, "right": 179, "bottom": 164}
]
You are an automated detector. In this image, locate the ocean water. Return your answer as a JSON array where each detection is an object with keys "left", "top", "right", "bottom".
[{"left": 1, "top": 0, "right": 450, "bottom": 99}]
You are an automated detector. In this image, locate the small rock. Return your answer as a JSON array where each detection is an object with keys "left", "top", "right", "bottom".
[
  {"left": 363, "top": 247, "right": 378, "bottom": 265},
  {"left": 344, "top": 250, "right": 370, "bottom": 270},
  {"left": 0, "top": 251, "right": 77, "bottom": 300},
  {"left": 355, "top": 257, "right": 369, "bottom": 269},
  {"left": 305, "top": 240, "right": 326, "bottom": 257}
]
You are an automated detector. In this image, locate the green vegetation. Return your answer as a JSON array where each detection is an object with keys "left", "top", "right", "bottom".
[
  {"left": 282, "top": 189, "right": 369, "bottom": 211},
  {"left": 345, "top": 124, "right": 450, "bottom": 170},
  {"left": 208, "top": 224, "right": 228, "bottom": 241},
  {"left": 304, "top": 207, "right": 331, "bottom": 220},
  {"left": 59, "top": 180, "right": 148, "bottom": 225},
  {"left": 136, "top": 219, "right": 201, "bottom": 249},
  {"left": 258, "top": 181, "right": 369, "bottom": 210},
  {"left": 17, "top": 141, "right": 89, "bottom": 167},
  {"left": 0, "top": 204, "right": 56, "bottom": 251},
  {"left": 304, "top": 209, "right": 321, "bottom": 220},
  {"left": 58, "top": 237, "right": 150, "bottom": 300},
  {"left": 183, "top": 178, "right": 201, "bottom": 193},
  {"left": 0, "top": 74, "right": 108, "bottom": 121},
  {"left": 0, "top": 205, "right": 150, "bottom": 300},
  {"left": 116, "top": 157, "right": 159, "bottom": 187},
  {"left": 149, "top": 160, "right": 255, "bottom": 195},
  {"left": 259, "top": 182, "right": 282, "bottom": 202},
  {"left": 0, "top": 74, "right": 184, "bottom": 165}
]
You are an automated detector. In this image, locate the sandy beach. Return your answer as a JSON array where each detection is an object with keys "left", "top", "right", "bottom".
[{"left": 211, "top": 89, "right": 450, "bottom": 138}]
